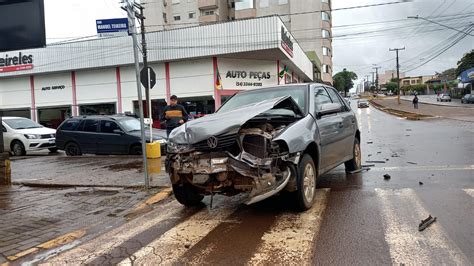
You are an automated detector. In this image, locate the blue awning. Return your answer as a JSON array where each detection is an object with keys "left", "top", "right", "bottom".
[{"left": 459, "top": 68, "right": 474, "bottom": 83}]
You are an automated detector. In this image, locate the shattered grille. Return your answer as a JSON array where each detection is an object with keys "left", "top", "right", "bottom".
[{"left": 192, "top": 134, "right": 237, "bottom": 151}]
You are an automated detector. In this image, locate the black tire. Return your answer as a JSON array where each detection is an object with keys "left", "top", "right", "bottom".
[
  {"left": 11, "top": 141, "right": 26, "bottom": 156},
  {"left": 48, "top": 148, "right": 59, "bottom": 153},
  {"left": 345, "top": 138, "right": 362, "bottom": 172},
  {"left": 294, "top": 154, "right": 317, "bottom": 211},
  {"left": 173, "top": 183, "right": 204, "bottom": 207},
  {"left": 65, "top": 142, "right": 82, "bottom": 156},
  {"left": 130, "top": 144, "right": 142, "bottom": 155}
]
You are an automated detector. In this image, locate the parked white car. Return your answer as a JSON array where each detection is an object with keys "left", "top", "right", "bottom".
[
  {"left": 437, "top": 93, "right": 452, "bottom": 102},
  {"left": 2, "top": 117, "right": 57, "bottom": 156}
]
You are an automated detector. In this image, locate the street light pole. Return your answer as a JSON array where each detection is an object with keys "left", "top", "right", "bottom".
[{"left": 389, "top": 47, "right": 405, "bottom": 104}]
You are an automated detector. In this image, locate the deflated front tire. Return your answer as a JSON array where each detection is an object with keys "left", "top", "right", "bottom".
[{"left": 173, "top": 183, "right": 204, "bottom": 207}]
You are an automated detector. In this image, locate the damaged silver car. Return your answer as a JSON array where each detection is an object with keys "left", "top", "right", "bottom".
[{"left": 166, "top": 84, "right": 361, "bottom": 211}]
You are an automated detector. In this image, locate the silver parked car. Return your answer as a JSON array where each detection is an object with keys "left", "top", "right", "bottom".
[
  {"left": 358, "top": 99, "right": 370, "bottom": 108},
  {"left": 437, "top": 93, "right": 451, "bottom": 102},
  {"left": 461, "top": 94, "right": 474, "bottom": 104},
  {"left": 166, "top": 84, "right": 361, "bottom": 211}
]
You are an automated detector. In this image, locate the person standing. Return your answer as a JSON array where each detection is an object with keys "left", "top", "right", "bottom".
[
  {"left": 413, "top": 94, "right": 419, "bottom": 109},
  {"left": 161, "top": 95, "right": 188, "bottom": 137}
]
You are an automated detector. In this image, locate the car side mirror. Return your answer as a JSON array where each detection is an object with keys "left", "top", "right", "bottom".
[
  {"left": 113, "top": 129, "right": 124, "bottom": 135},
  {"left": 317, "top": 103, "right": 341, "bottom": 118}
]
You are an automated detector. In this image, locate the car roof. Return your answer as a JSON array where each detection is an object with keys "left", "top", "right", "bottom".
[
  {"left": 2, "top": 116, "right": 31, "bottom": 120},
  {"left": 69, "top": 115, "right": 136, "bottom": 121},
  {"left": 234, "top": 83, "right": 328, "bottom": 95}
]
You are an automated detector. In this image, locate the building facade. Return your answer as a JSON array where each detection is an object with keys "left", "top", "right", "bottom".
[
  {"left": 143, "top": 0, "right": 333, "bottom": 83},
  {"left": 378, "top": 70, "right": 405, "bottom": 86},
  {"left": 0, "top": 17, "right": 314, "bottom": 129}
]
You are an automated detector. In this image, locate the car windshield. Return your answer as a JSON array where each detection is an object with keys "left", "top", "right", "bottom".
[
  {"left": 117, "top": 117, "right": 149, "bottom": 132},
  {"left": 217, "top": 85, "right": 307, "bottom": 114},
  {"left": 4, "top": 118, "right": 42, "bottom": 129}
]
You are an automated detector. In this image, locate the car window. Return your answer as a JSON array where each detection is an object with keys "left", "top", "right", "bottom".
[
  {"left": 100, "top": 120, "right": 120, "bottom": 134},
  {"left": 2, "top": 125, "right": 6, "bottom": 132},
  {"left": 326, "top": 88, "right": 345, "bottom": 109},
  {"left": 60, "top": 120, "right": 81, "bottom": 131},
  {"left": 314, "top": 87, "right": 332, "bottom": 111},
  {"left": 3, "top": 118, "right": 42, "bottom": 129},
  {"left": 82, "top": 120, "right": 99, "bottom": 132}
]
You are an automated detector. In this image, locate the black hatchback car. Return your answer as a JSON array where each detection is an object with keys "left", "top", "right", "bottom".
[{"left": 56, "top": 115, "right": 167, "bottom": 156}]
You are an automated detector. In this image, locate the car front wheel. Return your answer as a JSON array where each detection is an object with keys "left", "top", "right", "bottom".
[
  {"left": 173, "top": 183, "right": 204, "bottom": 207},
  {"left": 294, "top": 154, "right": 317, "bottom": 211},
  {"left": 11, "top": 141, "right": 26, "bottom": 156},
  {"left": 65, "top": 142, "right": 82, "bottom": 156},
  {"left": 345, "top": 138, "right": 362, "bottom": 172}
]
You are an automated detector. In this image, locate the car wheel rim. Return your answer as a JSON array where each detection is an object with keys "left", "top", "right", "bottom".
[
  {"left": 13, "top": 144, "right": 22, "bottom": 155},
  {"left": 354, "top": 142, "right": 361, "bottom": 168},
  {"left": 303, "top": 163, "right": 315, "bottom": 203},
  {"left": 68, "top": 145, "right": 77, "bottom": 155}
]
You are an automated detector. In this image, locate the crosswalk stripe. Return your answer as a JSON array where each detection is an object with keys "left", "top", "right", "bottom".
[
  {"left": 375, "top": 188, "right": 469, "bottom": 265},
  {"left": 118, "top": 196, "right": 244, "bottom": 265},
  {"left": 247, "top": 188, "right": 330, "bottom": 265},
  {"left": 45, "top": 200, "right": 184, "bottom": 264},
  {"left": 463, "top": 188, "right": 474, "bottom": 198}
]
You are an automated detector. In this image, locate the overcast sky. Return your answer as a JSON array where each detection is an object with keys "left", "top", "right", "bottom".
[{"left": 44, "top": 0, "right": 473, "bottom": 80}]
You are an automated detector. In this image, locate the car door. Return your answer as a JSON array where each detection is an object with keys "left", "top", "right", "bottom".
[
  {"left": 97, "top": 120, "right": 128, "bottom": 154},
  {"left": 326, "top": 87, "right": 356, "bottom": 161},
  {"left": 77, "top": 119, "right": 99, "bottom": 154},
  {"left": 2, "top": 123, "right": 13, "bottom": 152},
  {"left": 313, "top": 86, "right": 344, "bottom": 171}
]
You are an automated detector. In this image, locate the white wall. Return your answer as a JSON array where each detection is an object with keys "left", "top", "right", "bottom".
[
  {"left": 34, "top": 73, "right": 73, "bottom": 108},
  {"left": 218, "top": 58, "right": 277, "bottom": 90},
  {"left": 169, "top": 59, "right": 213, "bottom": 97},
  {"left": 75, "top": 68, "right": 116, "bottom": 105},
  {"left": 0, "top": 77, "right": 31, "bottom": 109}
]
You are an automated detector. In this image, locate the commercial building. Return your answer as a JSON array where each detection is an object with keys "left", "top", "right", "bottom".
[
  {"left": 0, "top": 16, "right": 314, "bottom": 129},
  {"left": 378, "top": 70, "right": 405, "bottom": 86},
  {"left": 400, "top": 75, "right": 437, "bottom": 86},
  {"left": 143, "top": 0, "right": 333, "bottom": 83}
]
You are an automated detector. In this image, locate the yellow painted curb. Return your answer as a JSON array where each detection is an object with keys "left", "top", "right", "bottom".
[
  {"left": 6, "top": 247, "right": 39, "bottom": 261},
  {"left": 136, "top": 187, "right": 173, "bottom": 210},
  {"left": 37, "top": 229, "right": 86, "bottom": 249}
]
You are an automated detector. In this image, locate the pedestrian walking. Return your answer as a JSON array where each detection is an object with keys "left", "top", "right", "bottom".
[
  {"left": 413, "top": 94, "right": 419, "bottom": 109},
  {"left": 161, "top": 95, "right": 189, "bottom": 137}
]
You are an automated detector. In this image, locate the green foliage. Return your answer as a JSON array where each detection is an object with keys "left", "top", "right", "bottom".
[
  {"left": 439, "top": 68, "right": 457, "bottom": 80},
  {"left": 401, "top": 84, "right": 426, "bottom": 93},
  {"left": 385, "top": 82, "right": 398, "bottom": 92},
  {"left": 456, "top": 49, "right": 474, "bottom": 76},
  {"left": 389, "top": 78, "right": 399, "bottom": 83},
  {"left": 333, "top": 68, "right": 358, "bottom": 96}
]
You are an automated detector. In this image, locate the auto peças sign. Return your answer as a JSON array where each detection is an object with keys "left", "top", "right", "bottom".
[
  {"left": 226, "top": 70, "right": 271, "bottom": 87},
  {"left": 281, "top": 26, "right": 294, "bottom": 57},
  {"left": 0, "top": 52, "right": 34, "bottom": 73}
]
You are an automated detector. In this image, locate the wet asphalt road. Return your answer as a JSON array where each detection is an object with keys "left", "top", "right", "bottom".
[{"left": 44, "top": 105, "right": 474, "bottom": 265}]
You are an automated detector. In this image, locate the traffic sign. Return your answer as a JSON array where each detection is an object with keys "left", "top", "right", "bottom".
[
  {"left": 96, "top": 18, "right": 129, "bottom": 37},
  {"left": 140, "top": 67, "right": 156, "bottom": 89}
]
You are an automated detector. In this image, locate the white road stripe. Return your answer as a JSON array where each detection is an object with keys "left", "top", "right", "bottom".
[
  {"left": 119, "top": 196, "right": 243, "bottom": 265},
  {"left": 463, "top": 189, "right": 474, "bottom": 198},
  {"left": 247, "top": 188, "right": 330, "bottom": 265},
  {"left": 43, "top": 200, "right": 184, "bottom": 265},
  {"left": 375, "top": 188, "right": 469, "bottom": 265}
]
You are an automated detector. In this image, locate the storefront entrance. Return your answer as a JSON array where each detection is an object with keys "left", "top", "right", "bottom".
[
  {"left": 0, "top": 109, "right": 31, "bottom": 119},
  {"left": 79, "top": 103, "right": 116, "bottom": 116},
  {"left": 37, "top": 106, "right": 71, "bottom": 129}
]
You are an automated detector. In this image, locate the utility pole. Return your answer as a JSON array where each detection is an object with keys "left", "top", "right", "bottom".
[
  {"left": 123, "top": 0, "right": 149, "bottom": 188},
  {"left": 365, "top": 75, "right": 370, "bottom": 92},
  {"left": 389, "top": 47, "right": 405, "bottom": 104},
  {"left": 370, "top": 71, "right": 375, "bottom": 92},
  {"left": 373, "top": 65, "right": 381, "bottom": 91}
]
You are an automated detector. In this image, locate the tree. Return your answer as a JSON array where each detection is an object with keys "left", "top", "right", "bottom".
[
  {"left": 385, "top": 82, "right": 398, "bottom": 92},
  {"left": 332, "top": 68, "right": 358, "bottom": 96},
  {"left": 456, "top": 50, "right": 474, "bottom": 77},
  {"left": 438, "top": 68, "right": 457, "bottom": 80}
]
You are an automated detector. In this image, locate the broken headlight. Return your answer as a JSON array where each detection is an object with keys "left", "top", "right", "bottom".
[{"left": 166, "top": 142, "right": 193, "bottom": 153}]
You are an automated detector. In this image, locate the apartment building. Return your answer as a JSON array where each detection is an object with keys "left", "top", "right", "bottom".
[
  {"left": 143, "top": 0, "right": 333, "bottom": 83},
  {"left": 378, "top": 70, "right": 406, "bottom": 86}
]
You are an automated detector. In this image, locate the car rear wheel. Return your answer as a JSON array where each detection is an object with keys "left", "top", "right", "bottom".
[
  {"left": 294, "top": 154, "right": 317, "bottom": 211},
  {"left": 345, "top": 138, "right": 362, "bottom": 172},
  {"left": 11, "top": 141, "right": 26, "bottom": 156},
  {"left": 130, "top": 145, "right": 142, "bottom": 155},
  {"left": 65, "top": 142, "right": 82, "bottom": 156},
  {"left": 173, "top": 183, "right": 204, "bottom": 207}
]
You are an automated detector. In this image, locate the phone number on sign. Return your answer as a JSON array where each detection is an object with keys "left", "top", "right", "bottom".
[{"left": 236, "top": 81, "right": 263, "bottom": 87}]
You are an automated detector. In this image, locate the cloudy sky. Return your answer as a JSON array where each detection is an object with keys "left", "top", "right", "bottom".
[{"left": 44, "top": 0, "right": 473, "bottom": 80}]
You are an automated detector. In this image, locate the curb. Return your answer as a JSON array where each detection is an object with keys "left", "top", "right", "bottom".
[
  {"left": 369, "top": 100, "right": 433, "bottom": 120},
  {"left": 11, "top": 181, "right": 164, "bottom": 189},
  {"left": 400, "top": 98, "right": 474, "bottom": 109}
]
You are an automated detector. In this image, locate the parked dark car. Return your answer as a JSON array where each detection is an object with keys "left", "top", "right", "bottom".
[
  {"left": 166, "top": 84, "right": 361, "bottom": 211},
  {"left": 56, "top": 115, "right": 167, "bottom": 156},
  {"left": 461, "top": 94, "right": 474, "bottom": 104}
]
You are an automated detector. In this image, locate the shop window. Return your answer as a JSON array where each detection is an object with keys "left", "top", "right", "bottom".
[
  {"left": 38, "top": 106, "right": 71, "bottom": 129},
  {"left": 83, "top": 120, "right": 99, "bottom": 132},
  {"left": 79, "top": 103, "right": 116, "bottom": 116}
]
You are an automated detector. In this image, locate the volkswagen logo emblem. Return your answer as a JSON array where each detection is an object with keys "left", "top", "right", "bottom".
[{"left": 207, "top": 136, "right": 218, "bottom": 149}]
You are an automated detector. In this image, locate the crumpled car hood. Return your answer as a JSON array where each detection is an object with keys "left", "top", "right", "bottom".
[{"left": 169, "top": 96, "right": 304, "bottom": 144}]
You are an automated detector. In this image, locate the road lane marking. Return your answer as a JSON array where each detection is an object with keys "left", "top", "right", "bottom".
[
  {"left": 247, "top": 188, "right": 330, "bottom": 265},
  {"left": 463, "top": 189, "right": 474, "bottom": 198},
  {"left": 119, "top": 196, "right": 244, "bottom": 265},
  {"left": 375, "top": 188, "right": 469, "bottom": 265},
  {"left": 45, "top": 200, "right": 183, "bottom": 264}
]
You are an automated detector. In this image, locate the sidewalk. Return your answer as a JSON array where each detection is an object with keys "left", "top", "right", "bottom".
[
  {"left": 400, "top": 95, "right": 474, "bottom": 108},
  {"left": 371, "top": 98, "right": 474, "bottom": 122},
  {"left": 0, "top": 153, "right": 173, "bottom": 264}
]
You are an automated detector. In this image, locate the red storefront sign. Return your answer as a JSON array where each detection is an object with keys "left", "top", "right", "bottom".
[{"left": 0, "top": 64, "right": 33, "bottom": 73}]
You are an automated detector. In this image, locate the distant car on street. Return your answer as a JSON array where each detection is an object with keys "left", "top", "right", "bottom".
[
  {"left": 358, "top": 99, "right": 370, "bottom": 108},
  {"left": 461, "top": 94, "right": 474, "bottom": 104},
  {"left": 2, "top": 117, "right": 57, "bottom": 156},
  {"left": 56, "top": 115, "right": 167, "bottom": 156},
  {"left": 437, "top": 93, "right": 451, "bottom": 102}
]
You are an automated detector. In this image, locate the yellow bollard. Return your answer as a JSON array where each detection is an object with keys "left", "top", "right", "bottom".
[{"left": 146, "top": 142, "right": 161, "bottom": 159}]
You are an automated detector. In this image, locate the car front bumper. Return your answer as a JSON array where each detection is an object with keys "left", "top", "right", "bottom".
[{"left": 25, "top": 138, "right": 56, "bottom": 151}]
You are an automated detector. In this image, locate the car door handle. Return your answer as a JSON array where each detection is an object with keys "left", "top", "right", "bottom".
[{"left": 338, "top": 122, "right": 344, "bottom": 128}]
